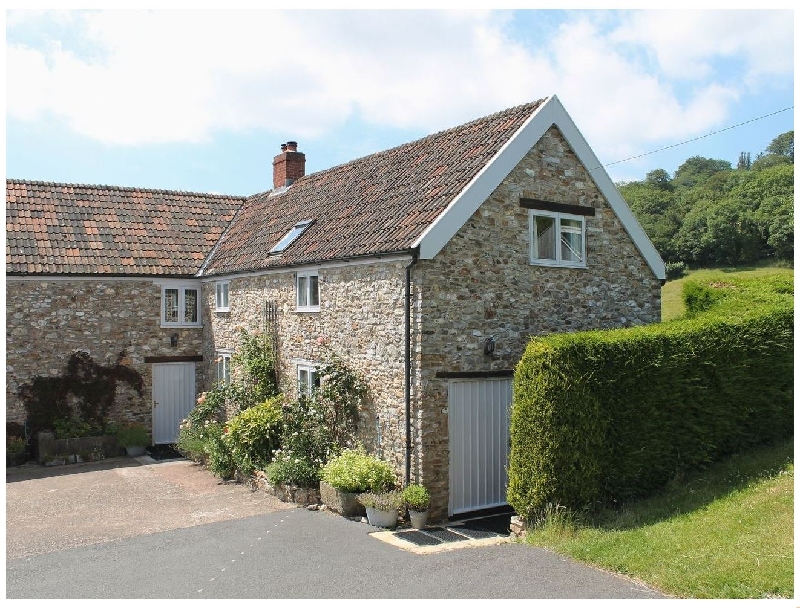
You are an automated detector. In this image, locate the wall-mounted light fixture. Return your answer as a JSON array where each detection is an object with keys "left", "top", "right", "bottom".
[
  {"left": 484, "top": 336, "right": 495, "bottom": 356},
  {"left": 170, "top": 333, "right": 179, "bottom": 347}
]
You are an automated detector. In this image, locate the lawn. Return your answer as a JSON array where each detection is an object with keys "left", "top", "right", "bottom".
[{"left": 523, "top": 440, "right": 794, "bottom": 598}]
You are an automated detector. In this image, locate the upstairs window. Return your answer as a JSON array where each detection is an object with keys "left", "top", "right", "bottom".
[
  {"left": 270, "top": 220, "right": 313, "bottom": 254},
  {"left": 529, "top": 211, "right": 586, "bottom": 268},
  {"left": 162, "top": 284, "right": 201, "bottom": 327},
  {"left": 296, "top": 271, "right": 320, "bottom": 313},
  {"left": 215, "top": 281, "right": 230, "bottom": 312}
]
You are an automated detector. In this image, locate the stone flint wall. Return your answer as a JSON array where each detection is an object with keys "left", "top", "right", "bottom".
[
  {"left": 202, "top": 259, "right": 408, "bottom": 475},
  {"left": 413, "top": 126, "right": 663, "bottom": 519},
  {"left": 6, "top": 278, "right": 205, "bottom": 432}
]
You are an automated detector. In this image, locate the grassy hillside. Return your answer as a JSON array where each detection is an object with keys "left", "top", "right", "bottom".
[
  {"left": 523, "top": 440, "right": 794, "bottom": 598},
  {"left": 661, "top": 263, "right": 794, "bottom": 321}
]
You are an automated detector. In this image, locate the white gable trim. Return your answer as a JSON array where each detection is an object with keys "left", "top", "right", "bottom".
[{"left": 413, "top": 95, "right": 666, "bottom": 281}]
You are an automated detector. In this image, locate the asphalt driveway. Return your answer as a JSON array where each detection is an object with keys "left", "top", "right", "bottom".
[{"left": 6, "top": 456, "right": 666, "bottom": 599}]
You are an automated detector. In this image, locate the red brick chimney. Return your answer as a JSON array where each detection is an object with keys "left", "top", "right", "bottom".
[{"left": 272, "top": 141, "right": 306, "bottom": 189}]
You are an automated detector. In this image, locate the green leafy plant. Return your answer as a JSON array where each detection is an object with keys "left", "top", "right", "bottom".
[
  {"left": 203, "top": 422, "right": 236, "bottom": 479},
  {"left": 114, "top": 423, "right": 149, "bottom": 447},
  {"left": 267, "top": 396, "right": 337, "bottom": 488},
  {"left": 357, "top": 490, "right": 403, "bottom": 511},
  {"left": 175, "top": 420, "right": 207, "bottom": 462},
  {"left": 320, "top": 447, "right": 396, "bottom": 493},
  {"left": 402, "top": 483, "right": 430, "bottom": 511},
  {"left": 7, "top": 435, "right": 26, "bottom": 454},
  {"left": 53, "top": 417, "right": 101, "bottom": 439},
  {"left": 231, "top": 329, "right": 278, "bottom": 408},
  {"left": 314, "top": 340, "right": 367, "bottom": 448},
  {"left": 222, "top": 396, "right": 283, "bottom": 475}
]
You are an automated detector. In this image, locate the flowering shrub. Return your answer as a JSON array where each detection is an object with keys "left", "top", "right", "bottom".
[
  {"left": 314, "top": 341, "right": 367, "bottom": 448},
  {"left": 320, "top": 447, "right": 396, "bottom": 493},
  {"left": 222, "top": 396, "right": 283, "bottom": 475},
  {"left": 265, "top": 396, "right": 336, "bottom": 488}
]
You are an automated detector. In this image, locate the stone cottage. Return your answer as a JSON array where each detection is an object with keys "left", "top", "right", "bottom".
[{"left": 6, "top": 95, "right": 665, "bottom": 519}]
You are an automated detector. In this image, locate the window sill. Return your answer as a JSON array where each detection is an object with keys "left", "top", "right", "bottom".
[
  {"left": 161, "top": 323, "right": 203, "bottom": 329},
  {"left": 296, "top": 306, "right": 321, "bottom": 314},
  {"left": 215, "top": 308, "right": 230, "bottom": 313},
  {"left": 529, "top": 260, "right": 587, "bottom": 269}
]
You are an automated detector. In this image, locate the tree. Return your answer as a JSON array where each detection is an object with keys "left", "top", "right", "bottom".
[
  {"left": 766, "top": 131, "right": 793, "bottom": 161},
  {"left": 737, "top": 151, "right": 751, "bottom": 170},
  {"left": 673, "top": 156, "right": 732, "bottom": 190}
]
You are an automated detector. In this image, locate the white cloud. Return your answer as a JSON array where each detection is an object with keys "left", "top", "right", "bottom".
[{"left": 5, "top": 8, "right": 793, "bottom": 160}]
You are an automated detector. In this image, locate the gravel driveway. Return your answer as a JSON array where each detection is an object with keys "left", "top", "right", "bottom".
[{"left": 5, "top": 456, "right": 292, "bottom": 560}]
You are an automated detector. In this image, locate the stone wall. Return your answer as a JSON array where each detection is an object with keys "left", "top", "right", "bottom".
[
  {"left": 202, "top": 259, "right": 409, "bottom": 474},
  {"left": 6, "top": 278, "right": 205, "bottom": 433},
  {"left": 413, "top": 126, "right": 663, "bottom": 519}
]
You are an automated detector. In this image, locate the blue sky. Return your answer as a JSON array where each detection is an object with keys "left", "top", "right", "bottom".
[{"left": 5, "top": 9, "right": 795, "bottom": 196}]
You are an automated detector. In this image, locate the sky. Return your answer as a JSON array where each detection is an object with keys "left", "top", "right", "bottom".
[{"left": 4, "top": 8, "right": 795, "bottom": 196}]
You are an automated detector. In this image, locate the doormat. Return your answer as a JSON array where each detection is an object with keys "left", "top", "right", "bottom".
[
  {"left": 146, "top": 444, "right": 184, "bottom": 461},
  {"left": 373, "top": 513, "right": 512, "bottom": 554}
]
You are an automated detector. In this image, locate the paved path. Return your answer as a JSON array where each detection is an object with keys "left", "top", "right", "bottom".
[{"left": 6, "top": 457, "right": 666, "bottom": 599}]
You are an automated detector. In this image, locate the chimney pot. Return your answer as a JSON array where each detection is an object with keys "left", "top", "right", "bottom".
[{"left": 273, "top": 141, "right": 305, "bottom": 190}]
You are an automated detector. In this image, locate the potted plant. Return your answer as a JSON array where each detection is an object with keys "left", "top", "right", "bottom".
[
  {"left": 319, "top": 447, "right": 396, "bottom": 517},
  {"left": 357, "top": 490, "right": 403, "bottom": 529},
  {"left": 115, "top": 423, "right": 150, "bottom": 457},
  {"left": 402, "top": 483, "right": 430, "bottom": 529},
  {"left": 6, "top": 435, "right": 28, "bottom": 467}
]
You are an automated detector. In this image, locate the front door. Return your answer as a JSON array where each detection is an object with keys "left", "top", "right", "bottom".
[
  {"left": 448, "top": 378, "right": 513, "bottom": 516},
  {"left": 152, "top": 362, "right": 196, "bottom": 444}
]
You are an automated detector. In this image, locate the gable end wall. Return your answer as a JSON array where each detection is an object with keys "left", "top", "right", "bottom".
[{"left": 413, "top": 126, "right": 662, "bottom": 518}]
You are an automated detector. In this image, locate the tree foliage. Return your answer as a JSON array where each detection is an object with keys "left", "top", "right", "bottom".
[{"left": 618, "top": 131, "right": 794, "bottom": 266}]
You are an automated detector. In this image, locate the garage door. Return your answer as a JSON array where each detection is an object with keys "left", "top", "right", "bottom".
[{"left": 448, "top": 378, "right": 513, "bottom": 516}]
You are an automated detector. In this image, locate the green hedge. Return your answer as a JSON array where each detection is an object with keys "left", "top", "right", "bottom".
[{"left": 508, "top": 277, "right": 793, "bottom": 519}]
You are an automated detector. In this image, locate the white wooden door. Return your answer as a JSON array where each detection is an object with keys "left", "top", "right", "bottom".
[
  {"left": 448, "top": 378, "right": 512, "bottom": 516},
  {"left": 152, "top": 362, "right": 196, "bottom": 444}
]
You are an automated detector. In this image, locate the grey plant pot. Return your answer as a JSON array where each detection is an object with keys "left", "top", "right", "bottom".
[
  {"left": 408, "top": 509, "right": 428, "bottom": 529},
  {"left": 319, "top": 480, "right": 366, "bottom": 517},
  {"left": 125, "top": 445, "right": 147, "bottom": 457},
  {"left": 366, "top": 507, "right": 398, "bottom": 529}
]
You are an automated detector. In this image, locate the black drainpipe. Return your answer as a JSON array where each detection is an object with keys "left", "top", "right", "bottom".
[{"left": 404, "top": 249, "right": 419, "bottom": 486}]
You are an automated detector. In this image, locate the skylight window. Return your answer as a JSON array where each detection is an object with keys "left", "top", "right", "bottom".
[{"left": 270, "top": 220, "right": 313, "bottom": 254}]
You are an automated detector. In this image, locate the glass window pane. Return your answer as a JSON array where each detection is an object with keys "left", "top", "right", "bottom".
[
  {"left": 298, "top": 368, "right": 309, "bottom": 396},
  {"left": 184, "top": 289, "right": 198, "bottom": 323},
  {"left": 298, "top": 276, "right": 308, "bottom": 307},
  {"left": 560, "top": 219, "right": 583, "bottom": 262},
  {"left": 534, "top": 216, "right": 556, "bottom": 260},
  {"left": 164, "top": 289, "right": 178, "bottom": 323},
  {"left": 309, "top": 275, "right": 319, "bottom": 306}
]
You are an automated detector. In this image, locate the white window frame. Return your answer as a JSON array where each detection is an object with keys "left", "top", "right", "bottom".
[
  {"left": 215, "top": 281, "right": 230, "bottom": 312},
  {"left": 296, "top": 271, "right": 320, "bottom": 313},
  {"left": 216, "top": 350, "right": 233, "bottom": 385},
  {"left": 529, "top": 210, "right": 586, "bottom": 268},
  {"left": 297, "top": 363, "right": 320, "bottom": 399},
  {"left": 161, "top": 282, "right": 202, "bottom": 327}
]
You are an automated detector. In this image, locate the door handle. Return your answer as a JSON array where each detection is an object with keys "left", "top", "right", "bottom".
[{"left": 153, "top": 401, "right": 159, "bottom": 408}]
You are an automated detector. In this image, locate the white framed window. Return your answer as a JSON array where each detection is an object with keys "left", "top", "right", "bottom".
[
  {"left": 216, "top": 350, "right": 232, "bottom": 384},
  {"left": 296, "top": 271, "right": 320, "bottom": 312},
  {"left": 529, "top": 211, "right": 586, "bottom": 268},
  {"left": 297, "top": 364, "right": 320, "bottom": 398},
  {"left": 161, "top": 283, "right": 201, "bottom": 327},
  {"left": 215, "top": 281, "right": 230, "bottom": 312}
]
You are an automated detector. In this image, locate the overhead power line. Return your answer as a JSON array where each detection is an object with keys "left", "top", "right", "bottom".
[{"left": 596, "top": 106, "right": 794, "bottom": 170}]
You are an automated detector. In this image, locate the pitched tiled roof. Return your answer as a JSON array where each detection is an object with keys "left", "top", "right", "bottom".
[
  {"left": 201, "top": 99, "right": 546, "bottom": 276},
  {"left": 6, "top": 181, "right": 244, "bottom": 276}
]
